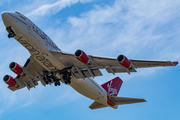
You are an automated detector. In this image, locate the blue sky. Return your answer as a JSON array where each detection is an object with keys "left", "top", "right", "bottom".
[{"left": 0, "top": 0, "right": 180, "bottom": 120}]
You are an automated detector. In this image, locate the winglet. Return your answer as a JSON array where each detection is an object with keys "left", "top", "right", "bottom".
[{"left": 172, "top": 61, "right": 178, "bottom": 66}]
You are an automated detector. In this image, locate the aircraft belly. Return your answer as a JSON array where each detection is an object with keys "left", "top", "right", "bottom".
[
  {"left": 70, "top": 77, "right": 107, "bottom": 104},
  {"left": 13, "top": 31, "right": 65, "bottom": 71}
]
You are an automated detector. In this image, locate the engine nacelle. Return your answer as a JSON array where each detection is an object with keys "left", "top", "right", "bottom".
[
  {"left": 117, "top": 55, "right": 131, "bottom": 68},
  {"left": 9, "top": 62, "right": 23, "bottom": 75},
  {"left": 75, "top": 49, "right": 90, "bottom": 64},
  {"left": 3, "top": 75, "right": 17, "bottom": 87}
]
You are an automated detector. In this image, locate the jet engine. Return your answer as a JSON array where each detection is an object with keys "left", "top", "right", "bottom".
[
  {"left": 3, "top": 75, "right": 17, "bottom": 87},
  {"left": 9, "top": 62, "right": 23, "bottom": 75},
  {"left": 75, "top": 50, "right": 90, "bottom": 63},
  {"left": 117, "top": 55, "right": 131, "bottom": 68}
]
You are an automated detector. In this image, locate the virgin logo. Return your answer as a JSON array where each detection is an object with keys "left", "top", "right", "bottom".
[{"left": 107, "top": 80, "right": 118, "bottom": 96}]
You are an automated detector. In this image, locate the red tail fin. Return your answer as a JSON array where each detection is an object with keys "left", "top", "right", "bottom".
[{"left": 101, "top": 77, "right": 123, "bottom": 96}]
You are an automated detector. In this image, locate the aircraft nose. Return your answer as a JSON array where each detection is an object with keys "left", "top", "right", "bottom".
[
  {"left": 1, "top": 12, "right": 13, "bottom": 27},
  {"left": 1, "top": 12, "right": 9, "bottom": 20}
]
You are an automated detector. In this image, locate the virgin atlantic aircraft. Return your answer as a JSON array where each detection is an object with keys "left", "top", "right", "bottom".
[{"left": 1, "top": 11, "right": 178, "bottom": 109}]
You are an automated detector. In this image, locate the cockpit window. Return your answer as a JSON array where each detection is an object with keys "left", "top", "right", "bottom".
[{"left": 15, "top": 11, "right": 21, "bottom": 14}]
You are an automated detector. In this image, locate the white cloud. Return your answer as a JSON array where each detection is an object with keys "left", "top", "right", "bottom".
[
  {"left": 26, "top": 0, "right": 93, "bottom": 17},
  {"left": 0, "top": 21, "right": 6, "bottom": 35},
  {"left": 45, "top": 0, "right": 180, "bottom": 85},
  {"left": 13, "top": 101, "right": 32, "bottom": 110},
  {"left": 0, "top": 0, "right": 12, "bottom": 6},
  {"left": 0, "top": 110, "right": 4, "bottom": 114},
  {"left": 46, "top": 0, "right": 180, "bottom": 61}
]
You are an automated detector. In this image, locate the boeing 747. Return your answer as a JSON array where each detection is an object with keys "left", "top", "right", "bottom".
[{"left": 1, "top": 11, "right": 178, "bottom": 109}]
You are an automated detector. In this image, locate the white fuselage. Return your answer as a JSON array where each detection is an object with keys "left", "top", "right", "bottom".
[{"left": 1, "top": 12, "right": 110, "bottom": 107}]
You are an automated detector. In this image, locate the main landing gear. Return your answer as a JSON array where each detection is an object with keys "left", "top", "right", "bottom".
[
  {"left": 40, "top": 67, "right": 72, "bottom": 87},
  {"left": 42, "top": 70, "right": 72, "bottom": 86},
  {"left": 54, "top": 81, "right": 60, "bottom": 86},
  {"left": 62, "top": 71, "right": 71, "bottom": 84},
  {"left": 43, "top": 71, "right": 61, "bottom": 86}
]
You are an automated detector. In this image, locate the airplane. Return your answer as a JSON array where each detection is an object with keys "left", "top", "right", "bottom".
[{"left": 1, "top": 11, "right": 178, "bottom": 109}]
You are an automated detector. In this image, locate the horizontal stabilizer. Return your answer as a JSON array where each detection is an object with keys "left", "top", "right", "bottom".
[
  {"left": 109, "top": 96, "right": 146, "bottom": 105},
  {"left": 89, "top": 101, "right": 106, "bottom": 109},
  {"left": 89, "top": 97, "right": 146, "bottom": 109}
]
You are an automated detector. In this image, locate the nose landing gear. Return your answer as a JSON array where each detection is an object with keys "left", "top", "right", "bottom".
[
  {"left": 6, "top": 26, "right": 16, "bottom": 38},
  {"left": 8, "top": 32, "right": 16, "bottom": 38}
]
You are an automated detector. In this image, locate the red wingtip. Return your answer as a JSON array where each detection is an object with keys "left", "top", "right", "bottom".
[{"left": 172, "top": 61, "right": 178, "bottom": 66}]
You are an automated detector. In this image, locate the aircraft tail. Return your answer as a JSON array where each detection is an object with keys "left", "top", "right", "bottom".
[
  {"left": 89, "top": 77, "right": 146, "bottom": 109},
  {"left": 101, "top": 77, "right": 123, "bottom": 96},
  {"left": 89, "top": 97, "right": 146, "bottom": 109}
]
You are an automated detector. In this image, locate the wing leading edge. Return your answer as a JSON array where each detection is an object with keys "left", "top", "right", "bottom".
[
  {"left": 131, "top": 60, "right": 178, "bottom": 68},
  {"left": 51, "top": 51, "right": 178, "bottom": 78}
]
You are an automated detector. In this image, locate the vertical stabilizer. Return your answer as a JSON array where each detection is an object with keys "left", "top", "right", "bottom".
[{"left": 101, "top": 77, "right": 123, "bottom": 96}]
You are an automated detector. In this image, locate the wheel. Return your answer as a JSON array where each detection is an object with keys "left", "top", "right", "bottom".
[
  {"left": 54, "top": 82, "right": 57, "bottom": 86},
  {"left": 57, "top": 81, "right": 60, "bottom": 86},
  {"left": 65, "top": 80, "right": 67, "bottom": 84},
  {"left": 8, "top": 34, "right": 12, "bottom": 38},
  {"left": 8, "top": 32, "right": 16, "bottom": 38}
]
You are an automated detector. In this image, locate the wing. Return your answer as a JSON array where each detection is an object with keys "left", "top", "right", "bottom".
[
  {"left": 130, "top": 60, "right": 178, "bottom": 68},
  {"left": 51, "top": 51, "right": 178, "bottom": 78},
  {"left": 8, "top": 56, "right": 46, "bottom": 91}
]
